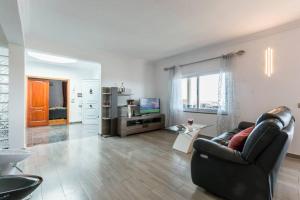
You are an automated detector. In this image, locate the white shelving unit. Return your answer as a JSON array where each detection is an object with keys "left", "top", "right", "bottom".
[{"left": 0, "top": 52, "right": 9, "bottom": 149}]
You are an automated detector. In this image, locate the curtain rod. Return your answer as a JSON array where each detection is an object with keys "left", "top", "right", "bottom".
[{"left": 164, "top": 50, "right": 245, "bottom": 71}]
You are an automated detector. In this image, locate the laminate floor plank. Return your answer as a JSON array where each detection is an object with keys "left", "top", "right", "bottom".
[{"left": 21, "top": 124, "right": 300, "bottom": 200}]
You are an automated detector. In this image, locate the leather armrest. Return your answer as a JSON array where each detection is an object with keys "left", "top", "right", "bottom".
[
  {"left": 193, "top": 138, "right": 248, "bottom": 165},
  {"left": 211, "top": 131, "right": 236, "bottom": 146},
  {"left": 238, "top": 121, "right": 255, "bottom": 130}
]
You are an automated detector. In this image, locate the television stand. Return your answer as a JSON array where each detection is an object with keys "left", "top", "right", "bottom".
[{"left": 117, "top": 113, "right": 165, "bottom": 137}]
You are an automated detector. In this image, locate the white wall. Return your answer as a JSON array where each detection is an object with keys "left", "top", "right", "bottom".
[
  {"left": 0, "top": 27, "right": 7, "bottom": 46},
  {"left": 8, "top": 44, "right": 25, "bottom": 148},
  {"left": 102, "top": 58, "right": 154, "bottom": 98},
  {"left": 0, "top": 0, "right": 26, "bottom": 149},
  {"left": 26, "top": 42, "right": 156, "bottom": 101},
  {"left": 153, "top": 25, "right": 300, "bottom": 155},
  {"left": 26, "top": 61, "right": 99, "bottom": 122}
]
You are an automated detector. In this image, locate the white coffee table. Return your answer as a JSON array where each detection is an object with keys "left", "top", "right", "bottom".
[{"left": 169, "top": 124, "right": 211, "bottom": 154}]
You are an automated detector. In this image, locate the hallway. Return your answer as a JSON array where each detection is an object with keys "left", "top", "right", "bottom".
[{"left": 26, "top": 123, "right": 99, "bottom": 147}]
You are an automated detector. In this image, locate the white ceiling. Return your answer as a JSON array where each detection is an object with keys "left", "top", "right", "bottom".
[
  {"left": 23, "top": 0, "right": 300, "bottom": 61},
  {"left": 26, "top": 49, "right": 101, "bottom": 69},
  {"left": 0, "top": 0, "right": 24, "bottom": 45}
]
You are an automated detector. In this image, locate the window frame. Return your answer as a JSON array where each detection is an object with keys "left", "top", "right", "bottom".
[{"left": 182, "top": 73, "right": 225, "bottom": 114}]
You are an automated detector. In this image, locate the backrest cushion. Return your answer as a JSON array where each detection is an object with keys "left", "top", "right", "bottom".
[
  {"left": 256, "top": 106, "right": 292, "bottom": 128},
  {"left": 241, "top": 106, "right": 294, "bottom": 162},
  {"left": 228, "top": 126, "right": 254, "bottom": 151},
  {"left": 242, "top": 119, "right": 282, "bottom": 162},
  {"left": 256, "top": 119, "right": 294, "bottom": 180}
]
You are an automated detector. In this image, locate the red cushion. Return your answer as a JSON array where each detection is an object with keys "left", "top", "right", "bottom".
[{"left": 228, "top": 126, "right": 254, "bottom": 151}]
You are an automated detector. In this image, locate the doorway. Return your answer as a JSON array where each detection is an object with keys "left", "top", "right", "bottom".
[
  {"left": 27, "top": 77, "right": 69, "bottom": 127},
  {"left": 25, "top": 50, "right": 101, "bottom": 147}
]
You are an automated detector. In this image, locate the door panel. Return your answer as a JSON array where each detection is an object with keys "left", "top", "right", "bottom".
[
  {"left": 27, "top": 79, "right": 49, "bottom": 127},
  {"left": 82, "top": 80, "right": 100, "bottom": 125}
]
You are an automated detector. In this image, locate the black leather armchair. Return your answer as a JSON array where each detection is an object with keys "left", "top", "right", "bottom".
[{"left": 191, "top": 106, "right": 295, "bottom": 200}]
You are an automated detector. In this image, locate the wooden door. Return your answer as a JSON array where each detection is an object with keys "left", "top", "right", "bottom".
[{"left": 27, "top": 78, "right": 49, "bottom": 127}]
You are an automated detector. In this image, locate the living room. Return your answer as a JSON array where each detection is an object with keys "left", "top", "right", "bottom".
[{"left": 0, "top": 0, "right": 299, "bottom": 200}]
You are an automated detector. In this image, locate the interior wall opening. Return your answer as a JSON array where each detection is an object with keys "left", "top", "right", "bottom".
[{"left": 25, "top": 49, "right": 101, "bottom": 147}]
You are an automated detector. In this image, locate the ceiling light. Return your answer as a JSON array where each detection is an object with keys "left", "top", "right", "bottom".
[
  {"left": 28, "top": 51, "right": 77, "bottom": 64},
  {"left": 265, "top": 47, "right": 273, "bottom": 77}
]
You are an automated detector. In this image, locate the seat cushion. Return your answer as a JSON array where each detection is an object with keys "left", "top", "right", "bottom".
[{"left": 228, "top": 126, "right": 254, "bottom": 151}]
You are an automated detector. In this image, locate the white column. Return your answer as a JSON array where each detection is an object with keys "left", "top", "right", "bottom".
[{"left": 8, "top": 43, "right": 25, "bottom": 148}]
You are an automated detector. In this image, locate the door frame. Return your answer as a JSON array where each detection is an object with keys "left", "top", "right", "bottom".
[{"left": 26, "top": 76, "right": 70, "bottom": 127}]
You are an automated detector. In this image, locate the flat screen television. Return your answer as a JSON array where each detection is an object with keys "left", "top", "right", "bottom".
[{"left": 140, "top": 98, "right": 160, "bottom": 114}]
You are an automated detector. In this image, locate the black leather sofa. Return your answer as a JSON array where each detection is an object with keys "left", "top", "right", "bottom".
[{"left": 191, "top": 106, "right": 295, "bottom": 200}]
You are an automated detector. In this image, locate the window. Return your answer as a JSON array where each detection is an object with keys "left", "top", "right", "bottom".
[
  {"left": 188, "top": 77, "right": 197, "bottom": 109},
  {"left": 182, "top": 73, "right": 225, "bottom": 113}
]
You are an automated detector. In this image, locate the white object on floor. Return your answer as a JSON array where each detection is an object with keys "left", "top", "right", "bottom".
[
  {"left": 0, "top": 149, "right": 31, "bottom": 175},
  {"left": 172, "top": 124, "right": 210, "bottom": 154}
]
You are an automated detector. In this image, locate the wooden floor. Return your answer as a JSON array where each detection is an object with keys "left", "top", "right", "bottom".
[
  {"left": 26, "top": 123, "right": 99, "bottom": 147},
  {"left": 20, "top": 126, "right": 300, "bottom": 200}
]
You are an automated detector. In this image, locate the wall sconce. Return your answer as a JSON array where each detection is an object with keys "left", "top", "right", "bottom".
[{"left": 265, "top": 47, "right": 273, "bottom": 77}]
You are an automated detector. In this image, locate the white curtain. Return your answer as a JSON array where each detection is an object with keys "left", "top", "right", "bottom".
[
  {"left": 216, "top": 56, "right": 239, "bottom": 133},
  {"left": 167, "top": 66, "right": 183, "bottom": 126}
]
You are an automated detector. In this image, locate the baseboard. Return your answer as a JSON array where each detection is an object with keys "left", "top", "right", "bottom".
[
  {"left": 49, "top": 119, "right": 67, "bottom": 126},
  {"left": 70, "top": 121, "right": 82, "bottom": 124},
  {"left": 287, "top": 153, "right": 300, "bottom": 159}
]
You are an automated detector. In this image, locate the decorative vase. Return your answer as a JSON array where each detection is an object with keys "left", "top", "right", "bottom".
[{"left": 120, "top": 82, "right": 125, "bottom": 93}]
